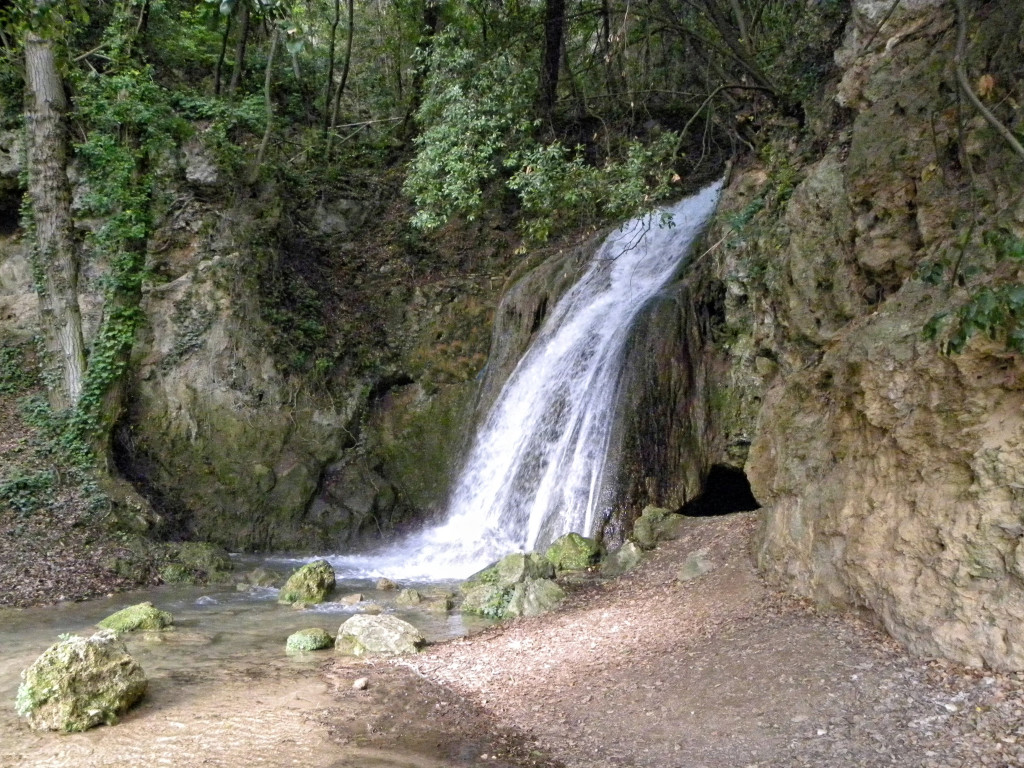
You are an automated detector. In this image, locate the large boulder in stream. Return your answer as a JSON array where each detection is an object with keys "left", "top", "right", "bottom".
[
  {"left": 544, "top": 533, "right": 601, "bottom": 571},
  {"left": 16, "top": 630, "right": 147, "bottom": 732},
  {"left": 278, "top": 559, "right": 336, "bottom": 605},
  {"left": 97, "top": 602, "right": 173, "bottom": 633},
  {"left": 335, "top": 614, "right": 425, "bottom": 656}
]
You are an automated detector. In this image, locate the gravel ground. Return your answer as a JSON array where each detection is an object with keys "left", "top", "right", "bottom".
[{"left": 389, "top": 513, "right": 1024, "bottom": 768}]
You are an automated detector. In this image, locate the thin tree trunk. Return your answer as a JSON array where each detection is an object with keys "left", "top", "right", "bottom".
[
  {"left": 228, "top": 1, "right": 250, "bottom": 94},
  {"left": 327, "top": 0, "right": 355, "bottom": 149},
  {"left": 322, "top": 0, "right": 341, "bottom": 133},
  {"left": 24, "top": 30, "right": 85, "bottom": 411},
  {"left": 253, "top": 28, "right": 279, "bottom": 176},
  {"left": 214, "top": 12, "right": 233, "bottom": 95}
]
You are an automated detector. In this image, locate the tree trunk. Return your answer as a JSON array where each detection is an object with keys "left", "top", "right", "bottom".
[
  {"left": 253, "top": 27, "right": 279, "bottom": 176},
  {"left": 327, "top": 0, "right": 356, "bottom": 149},
  {"left": 322, "top": 0, "right": 341, "bottom": 134},
  {"left": 540, "top": 0, "right": 566, "bottom": 115},
  {"left": 228, "top": 1, "right": 250, "bottom": 94},
  {"left": 214, "top": 12, "right": 234, "bottom": 96},
  {"left": 24, "top": 30, "right": 85, "bottom": 411}
]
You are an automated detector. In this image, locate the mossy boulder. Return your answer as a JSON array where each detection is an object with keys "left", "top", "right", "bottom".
[
  {"left": 632, "top": 506, "right": 686, "bottom": 550},
  {"left": 495, "top": 552, "right": 554, "bottom": 586},
  {"left": 395, "top": 588, "right": 422, "bottom": 606},
  {"left": 16, "top": 630, "right": 147, "bottom": 732},
  {"left": 544, "top": 533, "right": 600, "bottom": 571},
  {"left": 601, "top": 541, "right": 644, "bottom": 578},
  {"left": 335, "top": 614, "right": 424, "bottom": 657},
  {"left": 505, "top": 578, "right": 566, "bottom": 618},
  {"left": 97, "top": 602, "right": 173, "bottom": 633},
  {"left": 165, "top": 542, "right": 234, "bottom": 584},
  {"left": 461, "top": 583, "right": 512, "bottom": 618},
  {"left": 278, "top": 559, "right": 336, "bottom": 605},
  {"left": 285, "top": 628, "right": 334, "bottom": 654}
]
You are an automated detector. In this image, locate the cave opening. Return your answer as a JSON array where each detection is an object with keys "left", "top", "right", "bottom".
[{"left": 679, "top": 464, "right": 760, "bottom": 517}]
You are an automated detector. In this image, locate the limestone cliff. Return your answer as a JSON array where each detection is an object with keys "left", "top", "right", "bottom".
[{"left": 678, "top": 0, "right": 1024, "bottom": 669}]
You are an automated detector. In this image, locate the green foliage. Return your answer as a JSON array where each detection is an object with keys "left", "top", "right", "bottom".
[
  {"left": 404, "top": 34, "right": 536, "bottom": 230},
  {"left": 0, "top": 469, "right": 55, "bottom": 515},
  {"left": 405, "top": 32, "right": 690, "bottom": 242},
  {"left": 507, "top": 133, "right": 683, "bottom": 243},
  {"left": 925, "top": 232, "right": 1024, "bottom": 355},
  {"left": 0, "top": 345, "right": 37, "bottom": 395}
]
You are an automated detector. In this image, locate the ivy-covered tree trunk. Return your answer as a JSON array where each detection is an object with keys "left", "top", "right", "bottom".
[{"left": 24, "top": 28, "right": 86, "bottom": 412}]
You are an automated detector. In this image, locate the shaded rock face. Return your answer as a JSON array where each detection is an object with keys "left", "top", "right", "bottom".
[
  {"left": 16, "top": 631, "right": 147, "bottom": 732},
  {"left": 672, "top": 2, "right": 1024, "bottom": 668}
]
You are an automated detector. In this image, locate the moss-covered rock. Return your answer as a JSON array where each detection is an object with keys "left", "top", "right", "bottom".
[
  {"left": 395, "top": 588, "right": 422, "bottom": 606},
  {"left": 544, "top": 533, "right": 601, "bottom": 571},
  {"left": 278, "top": 559, "right": 335, "bottom": 605},
  {"left": 285, "top": 628, "right": 334, "bottom": 654},
  {"left": 460, "top": 583, "right": 511, "bottom": 618},
  {"left": 97, "top": 602, "right": 173, "bottom": 633},
  {"left": 505, "top": 578, "right": 566, "bottom": 618},
  {"left": 677, "top": 549, "right": 715, "bottom": 582},
  {"left": 166, "top": 542, "right": 234, "bottom": 584},
  {"left": 601, "top": 541, "right": 645, "bottom": 578},
  {"left": 335, "top": 614, "right": 424, "bottom": 657},
  {"left": 632, "top": 506, "right": 682, "bottom": 550},
  {"left": 495, "top": 552, "right": 554, "bottom": 586},
  {"left": 16, "top": 630, "right": 147, "bottom": 732}
]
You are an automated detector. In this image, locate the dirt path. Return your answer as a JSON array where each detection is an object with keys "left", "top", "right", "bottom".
[
  {"left": 4, "top": 512, "right": 1024, "bottom": 767},
  {"left": 396, "top": 514, "right": 1024, "bottom": 768}
]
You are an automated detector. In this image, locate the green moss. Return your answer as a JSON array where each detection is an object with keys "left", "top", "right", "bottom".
[
  {"left": 159, "top": 564, "right": 193, "bottom": 584},
  {"left": 278, "top": 559, "right": 336, "bottom": 605},
  {"left": 460, "top": 583, "right": 513, "bottom": 619},
  {"left": 544, "top": 533, "right": 601, "bottom": 572},
  {"left": 97, "top": 602, "right": 173, "bottom": 633},
  {"left": 161, "top": 541, "right": 234, "bottom": 585},
  {"left": 285, "top": 627, "right": 334, "bottom": 654}
]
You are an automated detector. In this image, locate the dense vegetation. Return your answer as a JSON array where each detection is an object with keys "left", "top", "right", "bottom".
[{"left": 0, "top": 0, "right": 850, "bottom": 467}]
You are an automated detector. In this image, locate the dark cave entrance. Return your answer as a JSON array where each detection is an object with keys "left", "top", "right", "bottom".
[{"left": 679, "top": 464, "right": 760, "bottom": 517}]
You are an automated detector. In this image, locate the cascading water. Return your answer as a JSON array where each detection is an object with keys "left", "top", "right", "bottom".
[{"left": 331, "top": 179, "right": 723, "bottom": 581}]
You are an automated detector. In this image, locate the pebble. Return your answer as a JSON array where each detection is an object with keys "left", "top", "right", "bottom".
[{"left": 353, "top": 677, "right": 369, "bottom": 690}]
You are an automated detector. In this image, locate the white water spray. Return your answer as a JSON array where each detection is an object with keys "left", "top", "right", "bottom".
[{"left": 331, "top": 180, "right": 723, "bottom": 581}]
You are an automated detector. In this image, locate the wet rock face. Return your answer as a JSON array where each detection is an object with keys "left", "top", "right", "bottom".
[
  {"left": 692, "top": 4, "right": 1024, "bottom": 668},
  {"left": 16, "top": 631, "right": 147, "bottom": 732}
]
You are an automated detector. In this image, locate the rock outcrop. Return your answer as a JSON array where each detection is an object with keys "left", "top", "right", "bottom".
[{"left": 672, "top": 0, "right": 1024, "bottom": 668}]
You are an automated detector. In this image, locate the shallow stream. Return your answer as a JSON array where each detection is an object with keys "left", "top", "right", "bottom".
[{"left": 0, "top": 558, "right": 491, "bottom": 706}]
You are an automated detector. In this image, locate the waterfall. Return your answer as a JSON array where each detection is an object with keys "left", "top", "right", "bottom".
[{"left": 331, "top": 179, "right": 723, "bottom": 581}]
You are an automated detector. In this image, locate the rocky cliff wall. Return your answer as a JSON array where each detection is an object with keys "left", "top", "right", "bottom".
[{"left": 681, "top": 0, "right": 1024, "bottom": 669}]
